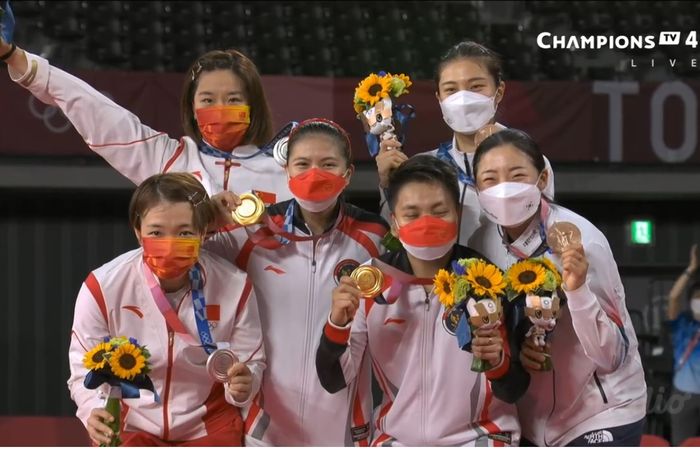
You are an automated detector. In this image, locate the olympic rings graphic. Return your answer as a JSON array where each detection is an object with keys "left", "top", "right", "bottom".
[{"left": 27, "top": 95, "right": 72, "bottom": 134}]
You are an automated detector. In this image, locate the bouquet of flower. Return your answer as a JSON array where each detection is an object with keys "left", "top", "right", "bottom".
[
  {"left": 353, "top": 71, "right": 414, "bottom": 157},
  {"left": 83, "top": 336, "right": 157, "bottom": 446},
  {"left": 434, "top": 258, "right": 507, "bottom": 372},
  {"left": 505, "top": 257, "right": 563, "bottom": 371}
]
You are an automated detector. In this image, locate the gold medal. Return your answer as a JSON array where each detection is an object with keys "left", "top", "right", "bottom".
[
  {"left": 546, "top": 221, "right": 582, "bottom": 254},
  {"left": 232, "top": 193, "right": 265, "bottom": 226},
  {"left": 350, "top": 265, "right": 384, "bottom": 298}
]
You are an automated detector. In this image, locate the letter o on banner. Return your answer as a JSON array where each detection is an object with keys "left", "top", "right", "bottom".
[{"left": 650, "top": 81, "right": 697, "bottom": 163}]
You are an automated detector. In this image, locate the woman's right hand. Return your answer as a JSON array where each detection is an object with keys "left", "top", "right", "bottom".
[
  {"left": 209, "top": 191, "right": 242, "bottom": 233},
  {"left": 86, "top": 408, "right": 115, "bottom": 446},
  {"left": 329, "top": 276, "right": 362, "bottom": 327},
  {"left": 376, "top": 138, "right": 408, "bottom": 189}
]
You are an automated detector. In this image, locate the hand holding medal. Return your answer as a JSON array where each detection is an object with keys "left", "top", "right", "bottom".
[
  {"left": 350, "top": 265, "right": 384, "bottom": 299},
  {"left": 231, "top": 192, "right": 265, "bottom": 226},
  {"left": 330, "top": 276, "right": 364, "bottom": 327},
  {"left": 206, "top": 347, "right": 254, "bottom": 402},
  {"left": 210, "top": 190, "right": 266, "bottom": 232},
  {"left": 547, "top": 221, "right": 588, "bottom": 291}
]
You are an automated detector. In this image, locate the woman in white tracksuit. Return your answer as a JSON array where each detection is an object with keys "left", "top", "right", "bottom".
[
  {"left": 468, "top": 128, "right": 647, "bottom": 446},
  {"left": 68, "top": 173, "right": 265, "bottom": 446},
  {"left": 0, "top": 35, "right": 291, "bottom": 201},
  {"left": 316, "top": 155, "right": 528, "bottom": 446},
  {"left": 206, "top": 119, "right": 389, "bottom": 446},
  {"left": 374, "top": 40, "right": 554, "bottom": 243}
]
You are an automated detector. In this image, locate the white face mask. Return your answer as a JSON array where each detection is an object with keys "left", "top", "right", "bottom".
[
  {"left": 394, "top": 218, "right": 458, "bottom": 261},
  {"left": 439, "top": 90, "right": 497, "bottom": 135},
  {"left": 691, "top": 299, "right": 700, "bottom": 319},
  {"left": 295, "top": 195, "right": 339, "bottom": 213},
  {"left": 400, "top": 240, "right": 456, "bottom": 261},
  {"left": 477, "top": 182, "right": 542, "bottom": 227}
]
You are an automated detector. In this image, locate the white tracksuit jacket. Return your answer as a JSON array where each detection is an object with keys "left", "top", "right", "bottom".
[
  {"left": 468, "top": 203, "right": 647, "bottom": 446},
  {"left": 8, "top": 51, "right": 291, "bottom": 200},
  {"left": 205, "top": 199, "right": 388, "bottom": 446},
  {"left": 316, "top": 246, "right": 527, "bottom": 446},
  {"left": 67, "top": 248, "right": 266, "bottom": 442}
]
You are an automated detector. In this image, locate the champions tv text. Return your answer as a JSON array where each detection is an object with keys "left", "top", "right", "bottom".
[{"left": 537, "top": 31, "right": 698, "bottom": 50}]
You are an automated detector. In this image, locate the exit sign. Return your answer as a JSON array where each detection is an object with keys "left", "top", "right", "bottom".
[{"left": 630, "top": 220, "right": 654, "bottom": 245}]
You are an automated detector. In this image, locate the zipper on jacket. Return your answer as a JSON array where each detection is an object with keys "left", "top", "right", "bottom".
[
  {"left": 593, "top": 371, "right": 608, "bottom": 404},
  {"left": 299, "top": 238, "right": 320, "bottom": 437},
  {"left": 162, "top": 330, "right": 175, "bottom": 441}
]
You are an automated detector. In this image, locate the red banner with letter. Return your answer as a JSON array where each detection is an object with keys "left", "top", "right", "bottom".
[{"left": 1, "top": 67, "right": 698, "bottom": 164}]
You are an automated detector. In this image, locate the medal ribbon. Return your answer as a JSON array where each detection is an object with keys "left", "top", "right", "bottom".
[{"left": 142, "top": 261, "right": 215, "bottom": 355}]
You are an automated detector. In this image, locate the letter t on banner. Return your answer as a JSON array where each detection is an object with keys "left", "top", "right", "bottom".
[{"left": 592, "top": 82, "right": 640, "bottom": 163}]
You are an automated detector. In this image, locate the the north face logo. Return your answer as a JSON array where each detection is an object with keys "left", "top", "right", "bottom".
[{"left": 584, "top": 430, "right": 614, "bottom": 444}]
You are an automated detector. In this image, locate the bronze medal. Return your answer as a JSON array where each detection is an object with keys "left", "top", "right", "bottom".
[{"left": 547, "top": 221, "right": 582, "bottom": 254}]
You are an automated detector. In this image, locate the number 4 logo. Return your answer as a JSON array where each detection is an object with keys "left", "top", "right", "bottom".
[{"left": 686, "top": 31, "right": 698, "bottom": 48}]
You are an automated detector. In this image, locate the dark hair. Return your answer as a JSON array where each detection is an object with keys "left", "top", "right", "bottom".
[
  {"left": 473, "top": 128, "right": 546, "bottom": 177},
  {"left": 387, "top": 155, "right": 460, "bottom": 212},
  {"left": 286, "top": 118, "right": 352, "bottom": 165},
  {"left": 181, "top": 49, "right": 273, "bottom": 147},
  {"left": 435, "top": 40, "right": 503, "bottom": 88},
  {"left": 129, "top": 173, "right": 215, "bottom": 235}
]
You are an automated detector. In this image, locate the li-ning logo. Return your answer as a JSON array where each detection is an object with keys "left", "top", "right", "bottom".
[{"left": 583, "top": 429, "right": 614, "bottom": 445}]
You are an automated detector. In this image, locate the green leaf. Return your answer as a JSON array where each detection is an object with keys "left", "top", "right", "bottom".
[
  {"left": 381, "top": 232, "right": 402, "bottom": 253},
  {"left": 506, "top": 287, "right": 520, "bottom": 302}
]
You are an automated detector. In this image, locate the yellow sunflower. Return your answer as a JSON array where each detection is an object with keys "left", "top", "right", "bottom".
[
  {"left": 434, "top": 269, "right": 456, "bottom": 308},
  {"left": 355, "top": 73, "right": 392, "bottom": 107},
  {"left": 354, "top": 101, "right": 365, "bottom": 114},
  {"left": 466, "top": 260, "right": 506, "bottom": 298},
  {"left": 507, "top": 261, "right": 547, "bottom": 294},
  {"left": 83, "top": 342, "right": 112, "bottom": 371},
  {"left": 109, "top": 342, "right": 146, "bottom": 380}
]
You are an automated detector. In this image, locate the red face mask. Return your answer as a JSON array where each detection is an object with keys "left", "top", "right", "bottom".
[
  {"left": 288, "top": 168, "right": 347, "bottom": 202},
  {"left": 142, "top": 237, "right": 201, "bottom": 280},
  {"left": 396, "top": 216, "right": 458, "bottom": 247},
  {"left": 196, "top": 105, "right": 250, "bottom": 152}
]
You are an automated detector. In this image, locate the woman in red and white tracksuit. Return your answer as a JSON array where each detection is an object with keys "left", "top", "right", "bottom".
[
  {"left": 316, "top": 155, "right": 527, "bottom": 446},
  {"left": 374, "top": 40, "right": 554, "bottom": 244},
  {"left": 1, "top": 36, "right": 290, "bottom": 201},
  {"left": 206, "top": 119, "right": 389, "bottom": 446},
  {"left": 68, "top": 173, "right": 265, "bottom": 446},
  {"left": 468, "top": 129, "right": 647, "bottom": 446}
]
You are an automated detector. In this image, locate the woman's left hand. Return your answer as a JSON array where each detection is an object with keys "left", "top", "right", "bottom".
[
  {"left": 471, "top": 327, "right": 503, "bottom": 366},
  {"left": 561, "top": 244, "right": 589, "bottom": 291}
]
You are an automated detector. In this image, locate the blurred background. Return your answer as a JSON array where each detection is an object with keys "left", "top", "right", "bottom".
[{"left": 2, "top": 0, "right": 700, "bottom": 445}]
